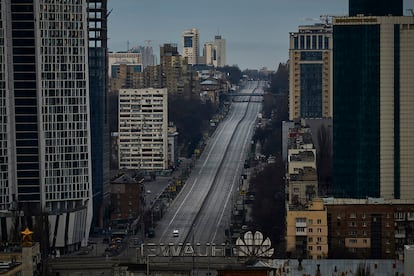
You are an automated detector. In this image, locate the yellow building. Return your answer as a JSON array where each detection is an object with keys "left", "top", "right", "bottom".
[{"left": 286, "top": 198, "right": 328, "bottom": 260}]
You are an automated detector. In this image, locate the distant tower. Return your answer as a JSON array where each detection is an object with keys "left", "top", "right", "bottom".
[
  {"left": 182, "top": 28, "right": 200, "bottom": 65},
  {"left": 213, "top": 35, "right": 226, "bottom": 67},
  {"left": 203, "top": 42, "right": 214, "bottom": 66},
  {"left": 333, "top": 0, "right": 414, "bottom": 199},
  {"left": 288, "top": 23, "right": 333, "bottom": 120}
]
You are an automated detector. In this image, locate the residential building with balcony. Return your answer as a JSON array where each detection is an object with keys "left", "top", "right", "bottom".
[
  {"left": 286, "top": 123, "right": 318, "bottom": 207},
  {"left": 323, "top": 197, "right": 414, "bottom": 260},
  {"left": 286, "top": 198, "right": 328, "bottom": 260},
  {"left": 118, "top": 88, "right": 168, "bottom": 171}
]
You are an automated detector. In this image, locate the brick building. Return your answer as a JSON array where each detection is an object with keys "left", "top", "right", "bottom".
[{"left": 324, "top": 198, "right": 414, "bottom": 259}]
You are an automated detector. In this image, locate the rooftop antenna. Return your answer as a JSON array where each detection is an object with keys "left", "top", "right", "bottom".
[
  {"left": 105, "top": 8, "right": 113, "bottom": 18},
  {"left": 127, "top": 40, "right": 129, "bottom": 52}
]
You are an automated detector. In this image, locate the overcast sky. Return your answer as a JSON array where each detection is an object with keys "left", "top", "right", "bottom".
[{"left": 108, "top": 0, "right": 414, "bottom": 70}]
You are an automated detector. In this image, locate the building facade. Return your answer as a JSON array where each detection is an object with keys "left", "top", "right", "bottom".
[
  {"left": 87, "top": 0, "right": 110, "bottom": 230},
  {"left": 110, "top": 173, "right": 141, "bottom": 225},
  {"left": 289, "top": 24, "right": 333, "bottom": 121},
  {"left": 0, "top": 0, "right": 93, "bottom": 252},
  {"left": 213, "top": 35, "right": 226, "bottom": 68},
  {"left": 286, "top": 123, "right": 318, "bottom": 206},
  {"left": 118, "top": 88, "right": 168, "bottom": 171},
  {"left": 108, "top": 52, "right": 142, "bottom": 77},
  {"left": 333, "top": 0, "right": 414, "bottom": 199},
  {"left": 286, "top": 199, "right": 328, "bottom": 260},
  {"left": 182, "top": 28, "right": 200, "bottom": 65},
  {"left": 324, "top": 198, "right": 414, "bottom": 260},
  {"left": 203, "top": 35, "right": 226, "bottom": 68}
]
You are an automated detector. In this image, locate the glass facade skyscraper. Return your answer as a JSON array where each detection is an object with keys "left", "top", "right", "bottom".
[
  {"left": 87, "top": 0, "right": 110, "bottom": 229},
  {"left": 333, "top": 7, "right": 414, "bottom": 199}
]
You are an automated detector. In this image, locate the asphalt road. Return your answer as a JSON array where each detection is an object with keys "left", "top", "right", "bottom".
[{"left": 149, "top": 81, "right": 263, "bottom": 245}]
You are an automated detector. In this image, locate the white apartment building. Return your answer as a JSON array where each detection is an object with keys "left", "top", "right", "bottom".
[
  {"left": 182, "top": 28, "right": 200, "bottom": 65},
  {"left": 118, "top": 88, "right": 168, "bottom": 171}
]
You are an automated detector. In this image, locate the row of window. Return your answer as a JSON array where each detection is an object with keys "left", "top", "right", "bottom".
[
  {"left": 296, "top": 227, "right": 323, "bottom": 233},
  {"left": 293, "top": 34, "right": 330, "bottom": 50}
]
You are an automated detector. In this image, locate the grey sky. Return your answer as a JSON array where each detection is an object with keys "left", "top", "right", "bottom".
[{"left": 108, "top": 0, "right": 414, "bottom": 70}]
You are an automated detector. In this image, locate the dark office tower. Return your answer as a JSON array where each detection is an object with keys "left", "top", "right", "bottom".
[
  {"left": 0, "top": 0, "right": 93, "bottom": 253},
  {"left": 349, "top": 0, "right": 403, "bottom": 16},
  {"left": 87, "top": 0, "right": 110, "bottom": 230},
  {"left": 333, "top": 8, "right": 414, "bottom": 199}
]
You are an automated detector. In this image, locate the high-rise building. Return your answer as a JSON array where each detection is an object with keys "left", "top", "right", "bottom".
[
  {"left": 203, "top": 36, "right": 226, "bottom": 68},
  {"left": 333, "top": 0, "right": 414, "bottom": 199},
  {"left": 349, "top": 0, "right": 403, "bottom": 17},
  {"left": 203, "top": 42, "right": 214, "bottom": 66},
  {"left": 289, "top": 23, "right": 333, "bottom": 120},
  {"left": 118, "top": 88, "right": 168, "bottom": 171},
  {"left": 160, "top": 43, "right": 191, "bottom": 95},
  {"left": 0, "top": 0, "right": 93, "bottom": 251},
  {"left": 129, "top": 45, "right": 155, "bottom": 69},
  {"left": 213, "top": 35, "right": 226, "bottom": 68},
  {"left": 182, "top": 28, "right": 200, "bottom": 65},
  {"left": 88, "top": 0, "right": 110, "bottom": 230}
]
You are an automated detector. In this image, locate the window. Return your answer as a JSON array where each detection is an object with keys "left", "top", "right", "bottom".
[
  {"left": 317, "top": 219, "right": 322, "bottom": 224},
  {"left": 312, "top": 35, "right": 317, "bottom": 49},
  {"left": 296, "top": 227, "right": 305, "bottom": 233},
  {"left": 317, "top": 246, "right": 322, "bottom": 251},
  {"left": 348, "top": 221, "right": 357, "bottom": 227},
  {"left": 324, "top": 37, "right": 329, "bottom": 49},
  {"left": 308, "top": 237, "right": 313, "bottom": 243},
  {"left": 395, "top": 212, "right": 405, "bottom": 220},
  {"left": 317, "top": 228, "right": 322, "bottom": 233},
  {"left": 308, "top": 228, "right": 313, "bottom": 233},
  {"left": 296, "top": 217, "right": 306, "bottom": 223},
  {"left": 317, "top": 237, "right": 322, "bottom": 243},
  {"left": 308, "top": 219, "right": 313, "bottom": 225}
]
